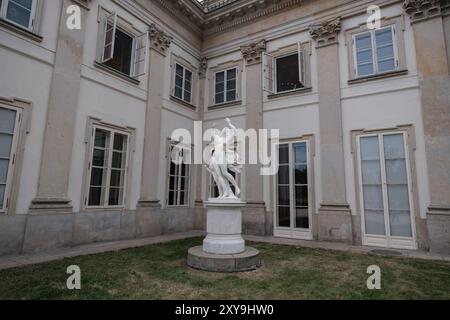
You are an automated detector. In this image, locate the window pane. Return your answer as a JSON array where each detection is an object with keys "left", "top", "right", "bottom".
[
  {"left": 0, "top": 133, "right": 13, "bottom": 158},
  {"left": 363, "top": 185, "right": 383, "bottom": 210},
  {"left": 0, "top": 108, "right": 16, "bottom": 133},
  {"left": 10, "top": 0, "right": 33, "bottom": 9},
  {"left": 293, "top": 142, "right": 307, "bottom": 163},
  {"left": 174, "top": 86, "right": 183, "bottom": 99},
  {"left": 94, "top": 129, "right": 108, "bottom": 148},
  {"left": 226, "top": 78, "right": 236, "bottom": 90},
  {"left": 185, "top": 69, "right": 192, "bottom": 82},
  {"left": 294, "top": 165, "right": 307, "bottom": 185},
  {"left": 104, "top": 29, "right": 133, "bottom": 75},
  {"left": 355, "top": 33, "right": 372, "bottom": 50},
  {"left": 278, "top": 144, "right": 289, "bottom": 164},
  {"left": 175, "top": 75, "right": 183, "bottom": 88},
  {"left": 365, "top": 210, "right": 386, "bottom": 235},
  {"left": 6, "top": 1, "right": 32, "bottom": 28},
  {"left": 360, "top": 136, "right": 379, "bottom": 160},
  {"left": 378, "top": 59, "right": 395, "bottom": 73},
  {"left": 277, "top": 186, "right": 290, "bottom": 206},
  {"left": 110, "top": 169, "right": 124, "bottom": 187},
  {"left": 184, "top": 91, "right": 191, "bottom": 103},
  {"left": 0, "top": 159, "right": 9, "bottom": 183},
  {"left": 108, "top": 187, "right": 123, "bottom": 206},
  {"left": 383, "top": 134, "right": 405, "bottom": 159},
  {"left": 377, "top": 45, "right": 394, "bottom": 61},
  {"left": 357, "top": 49, "right": 372, "bottom": 64},
  {"left": 92, "top": 148, "right": 107, "bottom": 167},
  {"left": 0, "top": 184, "right": 5, "bottom": 208},
  {"left": 295, "top": 186, "right": 308, "bottom": 207},
  {"left": 277, "top": 206, "right": 290, "bottom": 227},
  {"left": 184, "top": 79, "right": 192, "bottom": 93},
  {"left": 226, "top": 68, "right": 236, "bottom": 80},
  {"left": 277, "top": 165, "right": 289, "bottom": 185},
  {"left": 295, "top": 208, "right": 309, "bottom": 229},
  {"left": 90, "top": 167, "right": 105, "bottom": 186},
  {"left": 112, "top": 152, "right": 124, "bottom": 169},
  {"left": 226, "top": 90, "right": 236, "bottom": 102},
  {"left": 389, "top": 210, "right": 412, "bottom": 237},
  {"left": 215, "top": 71, "right": 224, "bottom": 83},
  {"left": 357, "top": 63, "right": 374, "bottom": 76},
  {"left": 375, "top": 28, "right": 393, "bottom": 46},
  {"left": 276, "top": 53, "right": 302, "bottom": 92},
  {"left": 113, "top": 134, "right": 127, "bottom": 151},
  {"left": 361, "top": 160, "right": 381, "bottom": 185},
  {"left": 215, "top": 82, "right": 224, "bottom": 93},
  {"left": 215, "top": 93, "right": 224, "bottom": 104},
  {"left": 385, "top": 159, "right": 407, "bottom": 184},
  {"left": 88, "top": 187, "right": 105, "bottom": 206},
  {"left": 176, "top": 64, "right": 184, "bottom": 76}
]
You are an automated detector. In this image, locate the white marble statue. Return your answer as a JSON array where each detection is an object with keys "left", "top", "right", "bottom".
[{"left": 206, "top": 118, "right": 242, "bottom": 199}]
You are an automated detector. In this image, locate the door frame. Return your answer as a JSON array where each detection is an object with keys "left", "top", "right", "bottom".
[
  {"left": 273, "top": 139, "right": 313, "bottom": 240},
  {"left": 356, "top": 131, "right": 417, "bottom": 250}
]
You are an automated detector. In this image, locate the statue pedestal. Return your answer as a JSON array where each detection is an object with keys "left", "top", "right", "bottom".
[
  {"left": 203, "top": 199, "right": 246, "bottom": 254},
  {"left": 187, "top": 199, "right": 261, "bottom": 272}
]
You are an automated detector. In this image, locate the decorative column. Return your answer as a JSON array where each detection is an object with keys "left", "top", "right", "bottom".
[
  {"left": 136, "top": 24, "right": 171, "bottom": 237},
  {"left": 30, "top": 0, "right": 91, "bottom": 212},
  {"left": 240, "top": 40, "right": 268, "bottom": 235},
  {"left": 309, "top": 18, "right": 353, "bottom": 243},
  {"left": 404, "top": 0, "right": 450, "bottom": 253},
  {"left": 194, "top": 58, "right": 208, "bottom": 230}
]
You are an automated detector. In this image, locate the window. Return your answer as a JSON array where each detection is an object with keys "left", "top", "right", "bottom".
[
  {"left": 276, "top": 142, "right": 310, "bottom": 230},
  {"left": 214, "top": 68, "right": 237, "bottom": 105},
  {"left": 87, "top": 127, "right": 129, "bottom": 208},
  {"left": 353, "top": 26, "right": 398, "bottom": 77},
  {"left": 358, "top": 133, "right": 413, "bottom": 239},
  {"left": 0, "top": 105, "right": 21, "bottom": 212},
  {"left": 264, "top": 43, "right": 308, "bottom": 94},
  {"left": 98, "top": 12, "right": 148, "bottom": 78},
  {"left": 167, "top": 142, "right": 191, "bottom": 206},
  {"left": 173, "top": 64, "right": 193, "bottom": 104},
  {"left": 0, "top": 0, "right": 37, "bottom": 31}
]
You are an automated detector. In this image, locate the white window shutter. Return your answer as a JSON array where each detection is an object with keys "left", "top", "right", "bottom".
[
  {"left": 262, "top": 52, "right": 274, "bottom": 94},
  {"left": 100, "top": 12, "right": 117, "bottom": 63},
  {"left": 298, "top": 42, "right": 306, "bottom": 86},
  {"left": 132, "top": 31, "right": 149, "bottom": 78}
]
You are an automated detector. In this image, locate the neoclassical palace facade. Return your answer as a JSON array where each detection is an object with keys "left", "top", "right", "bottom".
[{"left": 0, "top": 0, "right": 449, "bottom": 255}]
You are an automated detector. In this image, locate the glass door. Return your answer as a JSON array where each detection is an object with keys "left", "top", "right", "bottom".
[
  {"left": 358, "top": 132, "right": 416, "bottom": 249},
  {"left": 275, "top": 141, "right": 312, "bottom": 240}
]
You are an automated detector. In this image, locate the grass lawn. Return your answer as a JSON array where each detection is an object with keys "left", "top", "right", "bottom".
[{"left": 1, "top": 237, "right": 450, "bottom": 299}]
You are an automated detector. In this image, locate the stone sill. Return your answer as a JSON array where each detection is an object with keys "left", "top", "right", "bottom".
[
  {"left": 94, "top": 61, "right": 141, "bottom": 86},
  {"left": 169, "top": 95, "right": 197, "bottom": 111},
  {"left": 268, "top": 87, "right": 313, "bottom": 99},
  {"left": 0, "top": 19, "right": 43, "bottom": 43},
  {"left": 348, "top": 70, "right": 408, "bottom": 85},
  {"left": 208, "top": 100, "right": 243, "bottom": 110}
]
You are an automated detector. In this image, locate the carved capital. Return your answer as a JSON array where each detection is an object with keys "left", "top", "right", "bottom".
[
  {"left": 241, "top": 40, "right": 266, "bottom": 65},
  {"left": 199, "top": 57, "right": 208, "bottom": 79},
  {"left": 149, "top": 24, "right": 172, "bottom": 56},
  {"left": 309, "top": 17, "right": 341, "bottom": 48},
  {"left": 403, "top": 0, "right": 445, "bottom": 22}
]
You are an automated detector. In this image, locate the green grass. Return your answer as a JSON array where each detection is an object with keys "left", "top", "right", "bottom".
[{"left": 1, "top": 237, "right": 450, "bottom": 299}]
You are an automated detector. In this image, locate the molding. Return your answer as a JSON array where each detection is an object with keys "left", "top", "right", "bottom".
[
  {"left": 403, "top": 0, "right": 446, "bottom": 23},
  {"left": 348, "top": 70, "right": 409, "bottom": 85},
  {"left": 0, "top": 19, "right": 43, "bottom": 43},
  {"left": 241, "top": 39, "right": 266, "bottom": 65},
  {"left": 309, "top": 17, "right": 341, "bottom": 48}
]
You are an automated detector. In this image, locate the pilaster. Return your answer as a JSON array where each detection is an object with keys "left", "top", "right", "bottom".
[
  {"left": 30, "top": 0, "right": 91, "bottom": 213},
  {"left": 309, "top": 18, "right": 352, "bottom": 243}
]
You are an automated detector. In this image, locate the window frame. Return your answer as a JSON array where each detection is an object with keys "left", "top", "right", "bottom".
[
  {"left": 0, "top": 0, "right": 37, "bottom": 32},
  {"left": 85, "top": 125, "right": 131, "bottom": 210},
  {"left": 0, "top": 104, "right": 22, "bottom": 213},
  {"left": 166, "top": 140, "right": 192, "bottom": 208},
  {"left": 213, "top": 67, "right": 238, "bottom": 105},
  {"left": 173, "top": 63, "right": 194, "bottom": 104},
  {"left": 355, "top": 130, "right": 417, "bottom": 249},
  {"left": 274, "top": 50, "right": 305, "bottom": 94},
  {"left": 273, "top": 138, "right": 313, "bottom": 240},
  {"left": 97, "top": 11, "right": 149, "bottom": 80}
]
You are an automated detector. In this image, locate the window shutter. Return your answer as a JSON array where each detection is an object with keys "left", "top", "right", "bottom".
[
  {"left": 297, "top": 42, "right": 306, "bottom": 86},
  {"left": 99, "top": 12, "right": 117, "bottom": 63},
  {"left": 262, "top": 52, "right": 274, "bottom": 94},
  {"left": 132, "top": 31, "right": 149, "bottom": 78}
]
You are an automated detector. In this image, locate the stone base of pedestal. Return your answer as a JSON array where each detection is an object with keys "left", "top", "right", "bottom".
[{"left": 187, "top": 246, "right": 261, "bottom": 272}]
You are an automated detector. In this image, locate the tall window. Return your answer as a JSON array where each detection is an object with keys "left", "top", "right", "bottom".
[
  {"left": 276, "top": 142, "right": 309, "bottom": 229},
  {"left": 167, "top": 142, "right": 191, "bottom": 206},
  {"left": 0, "top": 0, "right": 37, "bottom": 31},
  {"left": 0, "top": 105, "right": 21, "bottom": 212},
  {"left": 174, "top": 64, "right": 193, "bottom": 103},
  {"left": 87, "top": 127, "right": 129, "bottom": 208},
  {"left": 359, "top": 133, "right": 413, "bottom": 239},
  {"left": 98, "top": 12, "right": 148, "bottom": 78},
  {"left": 353, "top": 25, "right": 398, "bottom": 77},
  {"left": 214, "top": 68, "right": 237, "bottom": 105}
]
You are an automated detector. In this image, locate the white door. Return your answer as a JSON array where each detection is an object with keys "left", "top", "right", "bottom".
[
  {"left": 358, "top": 132, "right": 416, "bottom": 249},
  {"left": 274, "top": 141, "right": 312, "bottom": 240}
]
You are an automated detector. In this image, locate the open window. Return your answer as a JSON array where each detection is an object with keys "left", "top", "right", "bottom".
[
  {"left": 263, "top": 42, "right": 309, "bottom": 95},
  {"left": 97, "top": 12, "right": 149, "bottom": 79},
  {"left": 0, "top": 0, "right": 38, "bottom": 31}
]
